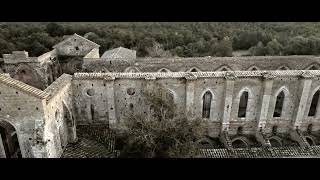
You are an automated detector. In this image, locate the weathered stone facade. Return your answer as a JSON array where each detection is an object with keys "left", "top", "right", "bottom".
[{"left": 2, "top": 33, "right": 320, "bottom": 158}]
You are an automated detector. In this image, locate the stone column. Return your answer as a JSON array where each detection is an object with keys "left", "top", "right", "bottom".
[
  {"left": 221, "top": 72, "right": 236, "bottom": 132},
  {"left": 257, "top": 73, "right": 275, "bottom": 129},
  {"left": 144, "top": 74, "right": 157, "bottom": 120},
  {"left": 105, "top": 76, "right": 117, "bottom": 126},
  {"left": 292, "top": 71, "right": 314, "bottom": 129},
  {"left": 0, "top": 134, "right": 6, "bottom": 158},
  {"left": 185, "top": 73, "right": 197, "bottom": 119}
]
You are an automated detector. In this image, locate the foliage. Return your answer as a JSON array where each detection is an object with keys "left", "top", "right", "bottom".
[
  {"left": 116, "top": 83, "right": 207, "bottom": 158},
  {"left": 2, "top": 22, "right": 320, "bottom": 58}
]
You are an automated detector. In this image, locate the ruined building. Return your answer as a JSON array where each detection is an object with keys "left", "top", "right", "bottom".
[{"left": 2, "top": 33, "right": 320, "bottom": 158}]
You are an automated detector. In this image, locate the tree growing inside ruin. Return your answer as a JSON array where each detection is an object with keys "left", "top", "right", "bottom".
[{"left": 115, "top": 82, "right": 207, "bottom": 158}]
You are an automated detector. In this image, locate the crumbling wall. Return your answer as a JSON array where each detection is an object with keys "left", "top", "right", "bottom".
[{"left": 43, "top": 74, "right": 75, "bottom": 158}]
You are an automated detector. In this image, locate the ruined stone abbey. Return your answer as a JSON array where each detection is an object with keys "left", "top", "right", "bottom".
[{"left": 2, "top": 33, "right": 320, "bottom": 158}]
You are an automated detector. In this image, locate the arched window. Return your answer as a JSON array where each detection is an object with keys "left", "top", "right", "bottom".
[
  {"left": 90, "top": 104, "right": 95, "bottom": 121},
  {"left": 273, "top": 91, "right": 285, "bottom": 117},
  {"left": 308, "top": 90, "right": 320, "bottom": 117},
  {"left": 251, "top": 67, "right": 257, "bottom": 71},
  {"left": 202, "top": 91, "right": 212, "bottom": 118},
  {"left": 232, "top": 139, "right": 248, "bottom": 148},
  {"left": 160, "top": 69, "right": 168, "bottom": 73},
  {"left": 0, "top": 121, "right": 21, "bottom": 158},
  {"left": 221, "top": 68, "right": 228, "bottom": 71},
  {"left": 238, "top": 91, "right": 248, "bottom": 117}
]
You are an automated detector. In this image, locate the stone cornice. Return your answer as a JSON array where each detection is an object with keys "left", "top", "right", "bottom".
[{"left": 73, "top": 70, "right": 320, "bottom": 80}]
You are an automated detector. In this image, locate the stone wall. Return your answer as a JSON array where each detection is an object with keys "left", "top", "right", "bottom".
[
  {"left": 73, "top": 71, "right": 320, "bottom": 138},
  {"left": 54, "top": 35, "right": 99, "bottom": 57},
  {"left": 43, "top": 74, "right": 75, "bottom": 158},
  {"left": 0, "top": 74, "right": 48, "bottom": 158}
]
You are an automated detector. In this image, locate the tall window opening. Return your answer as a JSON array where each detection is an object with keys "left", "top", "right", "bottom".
[
  {"left": 238, "top": 91, "right": 248, "bottom": 117},
  {"left": 0, "top": 122, "right": 21, "bottom": 158},
  {"left": 202, "top": 91, "right": 212, "bottom": 118},
  {"left": 308, "top": 90, "right": 320, "bottom": 117},
  {"left": 273, "top": 91, "right": 285, "bottom": 117},
  {"left": 91, "top": 104, "right": 95, "bottom": 121}
]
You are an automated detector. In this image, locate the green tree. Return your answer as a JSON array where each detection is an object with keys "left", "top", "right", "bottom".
[
  {"left": 249, "top": 41, "right": 267, "bottom": 56},
  {"left": 45, "top": 23, "right": 65, "bottom": 37},
  {"left": 265, "top": 39, "right": 283, "bottom": 55},
  {"left": 116, "top": 83, "right": 207, "bottom": 158},
  {"left": 284, "top": 36, "right": 312, "bottom": 55},
  {"left": 212, "top": 37, "right": 233, "bottom": 57}
]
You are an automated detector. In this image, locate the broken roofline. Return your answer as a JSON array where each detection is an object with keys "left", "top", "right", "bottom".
[
  {"left": 0, "top": 73, "right": 72, "bottom": 101},
  {"left": 73, "top": 70, "right": 320, "bottom": 79}
]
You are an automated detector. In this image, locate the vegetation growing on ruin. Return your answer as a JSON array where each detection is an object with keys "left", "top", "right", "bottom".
[
  {"left": 115, "top": 83, "right": 207, "bottom": 158},
  {"left": 2, "top": 22, "right": 320, "bottom": 57}
]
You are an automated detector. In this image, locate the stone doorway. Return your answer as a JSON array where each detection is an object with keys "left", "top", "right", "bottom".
[{"left": 0, "top": 121, "right": 21, "bottom": 158}]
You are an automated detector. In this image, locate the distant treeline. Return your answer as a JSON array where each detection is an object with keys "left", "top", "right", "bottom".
[{"left": 1, "top": 22, "right": 320, "bottom": 58}]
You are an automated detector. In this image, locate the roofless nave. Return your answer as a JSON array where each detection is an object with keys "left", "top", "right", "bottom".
[{"left": 1, "top": 34, "right": 320, "bottom": 158}]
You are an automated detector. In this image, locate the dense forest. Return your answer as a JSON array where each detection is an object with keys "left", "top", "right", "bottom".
[{"left": 1, "top": 22, "right": 320, "bottom": 58}]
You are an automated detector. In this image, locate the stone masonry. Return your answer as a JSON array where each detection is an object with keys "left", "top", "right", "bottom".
[{"left": 1, "top": 34, "right": 320, "bottom": 158}]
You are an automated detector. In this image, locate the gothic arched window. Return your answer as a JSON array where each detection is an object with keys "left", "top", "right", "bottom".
[
  {"left": 308, "top": 90, "right": 320, "bottom": 117},
  {"left": 202, "top": 91, "right": 212, "bottom": 118},
  {"left": 273, "top": 91, "right": 285, "bottom": 117},
  {"left": 238, "top": 91, "right": 248, "bottom": 117}
]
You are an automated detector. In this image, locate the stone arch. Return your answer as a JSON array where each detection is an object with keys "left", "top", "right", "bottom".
[
  {"left": 231, "top": 136, "right": 249, "bottom": 148},
  {"left": 305, "top": 63, "right": 320, "bottom": 70},
  {"left": 277, "top": 65, "right": 290, "bottom": 70},
  {"left": 158, "top": 68, "right": 171, "bottom": 73},
  {"left": 247, "top": 65, "right": 260, "bottom": 71},
  {"left": 269, "top": 136, "right": 283, "bottom": 147},
  {"left": 305, "top": 136, "right": 316, "bottom": 146},
  {"left": 273, "top": 86, "right": 289, "bottom": 118},
  {"left": 0, "top": 119, "right": 22, "bottom": 158},
  {"left": 307, "top": 86, "right": 320, "bottom": 117},
  {"left": 13, "top": 64, "right": 42, "bottom": 89},
  {"left": 201, "top": 90, "right": 214, "bottom": 119},
  {"left": 187, "top": 67, "right": 201, "bottom": 72},
  {"left": 216, "top": 65, "right": 233, "bottom": 71},
  {"left": 237, "top": 87, "right": 253, "bottom": 118},
  {"left": 124, "top": 67, "right": 140, "bottom": 73}
]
